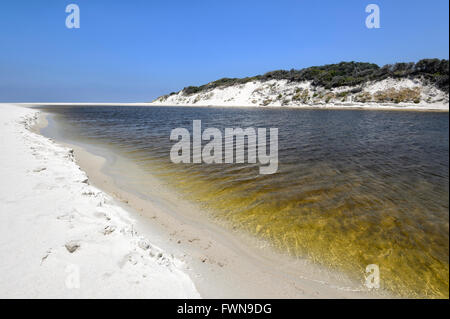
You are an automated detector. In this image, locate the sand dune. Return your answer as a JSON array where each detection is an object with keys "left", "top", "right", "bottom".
[{"left": 151, "top": 78, "right": 449, "bottom": 111}]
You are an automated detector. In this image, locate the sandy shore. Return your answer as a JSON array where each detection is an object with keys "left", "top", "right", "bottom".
[
  {"left": 31, "top": 106, "right": 396, "bottom": 298},
  {"left": 0, "top": 103, "right": 199, "bottom": 298},
  {"left": 0, "top": 103, "right": 396, "bottom": 298}
]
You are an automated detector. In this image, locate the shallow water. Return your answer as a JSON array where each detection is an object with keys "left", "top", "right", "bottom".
[{"left": 37, "top": 105, "right": 449, "bottom": 298}]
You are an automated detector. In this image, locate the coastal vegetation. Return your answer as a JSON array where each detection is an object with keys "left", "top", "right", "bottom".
[
  {"left": 154, "top": 59, "right": 449, "bottom": 107},
  {"left": 177, "top": 59, "right": 449, "bottom": 96}
]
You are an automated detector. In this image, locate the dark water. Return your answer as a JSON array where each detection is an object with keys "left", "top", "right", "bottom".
[{"left": 38, "top": 105, "right": 449, "bottom": 298}]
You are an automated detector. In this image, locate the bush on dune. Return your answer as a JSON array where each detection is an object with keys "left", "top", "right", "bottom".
[{"left": 179, "top": 59, "right": 449, "bottom": 96}]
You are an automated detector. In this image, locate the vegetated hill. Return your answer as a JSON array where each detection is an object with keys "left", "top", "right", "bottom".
[{"left": 153, "top": 59, "right": 449, "bottom": 108}]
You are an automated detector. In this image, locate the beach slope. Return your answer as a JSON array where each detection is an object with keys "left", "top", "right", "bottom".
[{"left": 0, "top": 103, "right": 200, "bottom": 298}]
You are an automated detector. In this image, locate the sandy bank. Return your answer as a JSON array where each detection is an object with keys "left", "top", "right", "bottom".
[
  {"left": 151, "top": 78, "right": 449, "bottom": 112},
  {"left": 0, "top": 103, "right": 200, "bottom": 298}
]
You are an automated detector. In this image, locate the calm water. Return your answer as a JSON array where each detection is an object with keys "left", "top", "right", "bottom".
[{"left": 38, "top": 105, "right": 449, "bottom": 298}]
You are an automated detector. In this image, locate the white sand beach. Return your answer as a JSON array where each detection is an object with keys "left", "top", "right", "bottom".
[{"left": 0, "top": 103, "right": 200, "bottom": 298}]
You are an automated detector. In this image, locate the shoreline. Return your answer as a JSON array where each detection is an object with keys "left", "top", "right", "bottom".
[
  {"left": 35, "top": 108, "right": 393, "bottom": 298},
  {"left": 14, "top": 102, "right": 450, "bottom": 112},
  {"left": 0, "top": 103, "right": 200, "bottom": 298}
]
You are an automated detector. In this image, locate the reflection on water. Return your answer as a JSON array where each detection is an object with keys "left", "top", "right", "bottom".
[{"left": 38, "top": 105, "right": 449, "bottom": 298}]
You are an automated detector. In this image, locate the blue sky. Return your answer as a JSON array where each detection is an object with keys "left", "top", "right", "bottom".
[{"left": 0, "top": 0, "right": 448, "bottom": 102}]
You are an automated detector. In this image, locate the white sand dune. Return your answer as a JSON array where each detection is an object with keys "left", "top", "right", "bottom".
[
  {"left": 151, "top": 78, "right": 449, "bottom": 111},
  {"left": 0, "top": 103, "right": 200, "bottom": 298}
]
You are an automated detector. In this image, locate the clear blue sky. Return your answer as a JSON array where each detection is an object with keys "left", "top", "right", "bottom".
[{"left": 0, "top": 0, "right": 448, "bottom": 102}]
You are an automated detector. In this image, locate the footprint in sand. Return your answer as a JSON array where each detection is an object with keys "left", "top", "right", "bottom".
[
  {"left": 32, "top": 167, "right": 47, "bottom": 173},
  {"left": 103, "top": 225, "right": 116, "bottom": 235},
  {"left": 65, "top": 241, "right": 80, "bottom": 253},
  {"left": 40, "top": 249, "right": 52, "bottom": 265}
]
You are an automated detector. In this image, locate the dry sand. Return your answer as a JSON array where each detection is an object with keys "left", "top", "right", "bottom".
[{"left": 0, "top": 103, "right": 199, "bottom": 298}]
